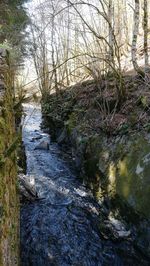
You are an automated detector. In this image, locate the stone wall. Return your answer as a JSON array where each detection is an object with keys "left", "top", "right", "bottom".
[
  {"left": 0, "top": 48, "right": 19, "bottom": 265},
  {"left": 42, "top": 87, "right": 150, "bottom": 258}
]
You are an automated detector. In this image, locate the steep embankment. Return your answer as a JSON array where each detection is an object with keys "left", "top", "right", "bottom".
[
  {"left": 0, "top": 49, "right": 19, "bottom": 265},
  {"left": 42, "top": 75, "right": 150, "bottom": 258}
]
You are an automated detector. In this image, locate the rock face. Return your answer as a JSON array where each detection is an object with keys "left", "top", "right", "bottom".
[
  {"left": 67, "top": 132, "right": 150, "bottom": 258},
  {"left": 41, "top": 84, "right": 150, "bottom": 258},
  {"left": 82, "top": 134, "right": 150, "bottom": 219},
  {"left": 42, "top": 91, "right": 150, "bottom": 220},
  {"left": 0, "top": 49, "right": 19, "bottom": 265}
]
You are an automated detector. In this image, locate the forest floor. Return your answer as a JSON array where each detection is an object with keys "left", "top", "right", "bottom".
[{"left": 42, "top": 73, "right": 150, "bottom": 139}]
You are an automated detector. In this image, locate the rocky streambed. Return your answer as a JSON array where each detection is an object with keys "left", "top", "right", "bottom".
[{"left": 21, "top": 103, "right": 149, "bottom": 266}]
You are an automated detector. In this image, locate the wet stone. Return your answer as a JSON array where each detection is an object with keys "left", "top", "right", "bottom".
[
  {"left": 35, "top": 140, "right": 50, "bottom": 150},
  {"left": 31, "top": 135, "right": 43, "bottom": 142}
]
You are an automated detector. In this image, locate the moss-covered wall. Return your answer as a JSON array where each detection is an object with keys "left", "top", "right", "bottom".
[
  {"left": 0, "top": 49, "right": 19, "bottom": 265},
  {"left": 42, "top": 89, "right": 150, "bottom": 221},
  {"left": 83, "top": 134, "right": 150, "bottom": 219}
]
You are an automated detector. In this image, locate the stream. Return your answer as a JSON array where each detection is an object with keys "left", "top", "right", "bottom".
[{"left": 21, "top": 104, "right": 149, "bottom": 266}]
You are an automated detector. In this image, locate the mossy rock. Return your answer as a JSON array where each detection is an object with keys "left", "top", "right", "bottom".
[
  {"left": 83, "top": 133, "right": 150, "bottom": 219},
  {"left": 115, "top": 136, "right": 150, "bottom": 219}
]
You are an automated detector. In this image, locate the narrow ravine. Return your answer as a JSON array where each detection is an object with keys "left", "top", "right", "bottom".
[{"left": 21, "top": 104, "right": 148, "bottom": 266}]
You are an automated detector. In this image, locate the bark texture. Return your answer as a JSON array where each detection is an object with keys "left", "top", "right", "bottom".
[
  {"left": 0, "top": 48, "right": 19, "bottom": 266},
  {"left": 131, "top": 0, "right": 142, "bottom": 74}
]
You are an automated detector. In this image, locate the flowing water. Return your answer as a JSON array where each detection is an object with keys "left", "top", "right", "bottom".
[{"left": 21, "top": 104, "right": 149, "bottom": 266}]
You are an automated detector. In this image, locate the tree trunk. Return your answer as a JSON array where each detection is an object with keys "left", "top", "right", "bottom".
[
  {"left": 108, "top": 0, "right": 114, "bottom": 65},
  {"left": 51, "top": 13, "right": 59, "bottom": 95},
  {"left": 143, "top": 0, "right": 149, "bottom": 72},
  {"left": 131, "top": 0, "right": 143, "bottom": 75}
]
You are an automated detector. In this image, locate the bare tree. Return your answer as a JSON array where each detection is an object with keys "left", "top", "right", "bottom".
[
  {"left": 108, "top": 0, "right": 114, "bottom": 66},
  {"left": 28, "top": 0, "right": 150, "bottom": 100},
  {"left": 143, "top": 0, "right": 149, "bottom": 72},
  {"left": 131, "top": 0, "right": 143, "bottom": 75}
]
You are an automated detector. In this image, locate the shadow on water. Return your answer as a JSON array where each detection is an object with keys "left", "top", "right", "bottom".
[{"left": 21, "top": 104, "right": 149, "bottom": 266}]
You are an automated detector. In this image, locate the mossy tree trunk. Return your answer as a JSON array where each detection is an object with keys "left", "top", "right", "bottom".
[{"left": 0, "top": 49, "right": 19, "bottom": 266}]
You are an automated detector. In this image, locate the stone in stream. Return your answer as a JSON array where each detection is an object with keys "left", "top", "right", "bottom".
[
  {"left": 19, "top": 174, "right": 39, "bottom": 202},
  {"left": 108, "top": 217, "right": 131, "bottom": 238},
  {"left": 31, "top": 135, "right": 43, "bottom": 142},
  {"left": 35, "top": 140, "right": 50, "bottom": 150}
]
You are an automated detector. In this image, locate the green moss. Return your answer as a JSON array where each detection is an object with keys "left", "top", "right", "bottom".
[
  {"left": 115, "top": 136, "right": 150, "bottom": 218},
  {"left": 0, "top": 61, "right": 19, "bottom": 265},
  {"left": 65, "top": 112, "right": 78, "bottom": 135},
  {"left": 82, "top": 133, "right": 150, "bottom": 219}
]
